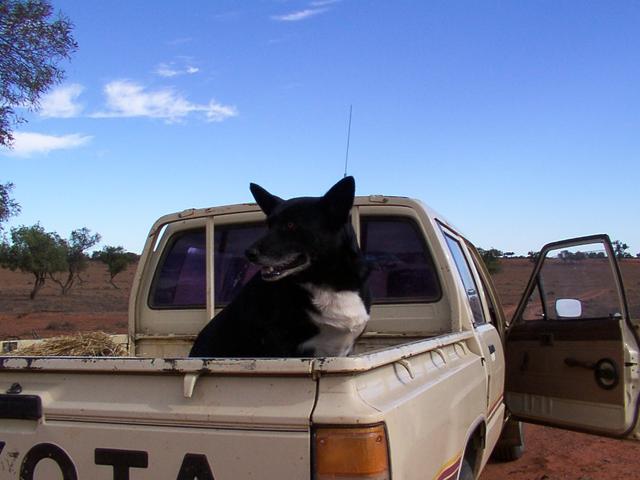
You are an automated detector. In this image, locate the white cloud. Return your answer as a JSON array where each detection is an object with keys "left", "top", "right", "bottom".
[
  {"left": 271, "top": 7, "right": 328, "bottom": 22},
  {"left": 204, "top": 101, "right": 239, "bottom": 122},
  {"left": 39, "top": 84, "right": 84, "bottom": 118},
  {"left": 155, "top": 63, "right": 200, "bottom": 78},
  {"left": 310, "top": 0, "right": 340, "bottom": 6},
  {"left": 94, "top": 80, "right": 237, "bottom": 123},
  {"left": 5, "top": 132, "right": 92, "bottom": 157},
  {"left": 156, "top": 65, "right": 179, "bottom": 78}
]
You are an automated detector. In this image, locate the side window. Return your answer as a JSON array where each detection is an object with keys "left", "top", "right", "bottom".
[
  {"left": 443, "top": 234, "right": 486, "bottom": 325},
  {"left": 150, "top": 229, "right": 206, "bottom": 309},
  {"left": 214, "top": 224, "right": 265, "bottom": 307},
  {"left": 360, "top": 216, "right": 441, "bottom": 304},
  {"left": 467, "top": 245, "right": 499, "bottom": 326}
]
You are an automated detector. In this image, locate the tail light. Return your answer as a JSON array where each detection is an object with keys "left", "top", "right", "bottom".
[{"left": 312, "top": 424, "right": 391, "bottom": 480}]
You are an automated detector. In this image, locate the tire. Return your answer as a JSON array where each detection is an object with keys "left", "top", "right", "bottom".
[
  {"left": 458, "top": 458, "right": 475, "bottom": 480},
  {"left": 490, "top": 443, "right": 525, "bottom": 462},
  {"left": 491, "top": 420, "right": 525, "bottom": 462}
]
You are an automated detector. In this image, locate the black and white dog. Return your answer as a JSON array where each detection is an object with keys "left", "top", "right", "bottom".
[{"left": 189, "top": 176, "right": 371, "bottom": 358}]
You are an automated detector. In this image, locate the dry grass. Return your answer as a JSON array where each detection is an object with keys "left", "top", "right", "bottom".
[{"left": 5, "top": 331, "right": 127, "bottom": 357}]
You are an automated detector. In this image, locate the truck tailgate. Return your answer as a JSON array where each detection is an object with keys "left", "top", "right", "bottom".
[{"left": 0, "top": 357, "right": 317, "bottom": 479}]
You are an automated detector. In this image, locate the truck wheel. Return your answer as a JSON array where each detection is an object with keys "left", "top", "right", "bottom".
[
  {"left": 491, "top": 442, "right": 524, "bottom": 461},
  {"left": 491, "top": 420, "right": 525, "bottom": 462},
  {"left": 458, "top": 458, "right": 475, "bottom": 480}
]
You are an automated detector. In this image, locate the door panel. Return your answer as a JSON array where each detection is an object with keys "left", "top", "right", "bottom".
[{"left": 506, "top": 235, "right": 640, "bottom": 439}]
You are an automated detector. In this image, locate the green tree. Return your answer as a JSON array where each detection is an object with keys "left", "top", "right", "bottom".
[
  {"left": 93, "top": 246, "right": 137, "bottom": 289},
  {"left": 612, "top": 240, "right": 632, "bottom": 260},
  {"left": 0, "top": 0, "right": 77, "bottom": 146},
  {"left": 0, "top": 223, "right": 67, "bottom": 298},
  {"left": 0, "top": 181, "right": 20, "bottom": 230},
  {"left": 50, "top": 227, "right": 101, "bottom": 294},
  {"left": 559, "top": 250, "right": 587, "bottom": 261},
  {"left": 478, "top": 247, "right": 503, "bottom": 274},
  {"left": 527, "top": 251, "right": 540, "bottom": 263}
]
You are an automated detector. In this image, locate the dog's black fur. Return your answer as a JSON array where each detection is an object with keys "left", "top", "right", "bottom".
[{"left": 189, "top": 176, "right": 370, "bottom": 358}]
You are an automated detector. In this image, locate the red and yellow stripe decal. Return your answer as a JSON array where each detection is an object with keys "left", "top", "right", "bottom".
[
  {"left": 433, "top": 453, "right": 462, "bottom": 480},
  {"left": 488, "top": 393, "right": 504, "bottom": 420},
  {"left": 432, "top": 398, "right": 505, "bottom": 480}
]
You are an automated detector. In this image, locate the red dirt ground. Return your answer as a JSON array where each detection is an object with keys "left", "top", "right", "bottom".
[
  {"left": 2, "top": 258, "right": 640, "bottom": 479},
  {"left": 481, "top": 423, "right": 640, "bottom": 480},
  {"left": 0, "top": 260, "right": 131, "bottom": 340}
]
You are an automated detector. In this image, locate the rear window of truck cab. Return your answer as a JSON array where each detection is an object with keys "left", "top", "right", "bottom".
[
  {"left": 149, "top": 216, "right": 441, "bottom": 309},
  {"left": 149, "top": 225, "right": 264, "bottom": 309}
]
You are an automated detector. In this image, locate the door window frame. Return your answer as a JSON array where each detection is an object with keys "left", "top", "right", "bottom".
[
  {"left": 438, "top": 223, "right": 491, "bottom": 328},
  {"left": 511, "top": 234, "right": 631, "bottom": 327},
  {"left": 465, "top": 240, "right": 507, "bottom": 338}
]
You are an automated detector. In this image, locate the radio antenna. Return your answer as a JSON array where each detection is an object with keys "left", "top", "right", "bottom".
[{"left": 343, "top": 104, "right": 353, "bottom": 178}]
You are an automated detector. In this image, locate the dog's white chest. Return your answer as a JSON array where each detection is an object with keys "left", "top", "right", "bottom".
[{"left": 301, "top": 284, "right": 369, "bottom": 357}]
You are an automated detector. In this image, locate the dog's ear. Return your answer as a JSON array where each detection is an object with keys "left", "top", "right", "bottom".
[
  {"left": 321, "top": 176, "right": 355, "bottom": 227},
  {"left": 250, "top": 183, "right": 283, "bottom": 216}
]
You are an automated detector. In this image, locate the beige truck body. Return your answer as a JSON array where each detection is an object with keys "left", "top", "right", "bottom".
[{"left": 1, "top": 196, "right": 638, "bottom": 480}]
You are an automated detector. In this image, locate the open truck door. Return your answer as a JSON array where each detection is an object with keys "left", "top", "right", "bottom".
[{"left": 506, "top": 234, "right": 640, "bottom": 440}]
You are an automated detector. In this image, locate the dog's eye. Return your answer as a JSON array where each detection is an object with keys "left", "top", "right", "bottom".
[{"left": 286, "top": 222, "right": 296, "bottom": 231}]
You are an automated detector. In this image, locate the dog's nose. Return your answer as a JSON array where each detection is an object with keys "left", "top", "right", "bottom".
[{"left": 245, "top": 247, "right": 259, "bottom": 262}]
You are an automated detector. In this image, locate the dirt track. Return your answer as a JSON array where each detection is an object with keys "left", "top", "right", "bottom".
[{"left": 2, "top": 258, "right": 640, "bottom": 479}]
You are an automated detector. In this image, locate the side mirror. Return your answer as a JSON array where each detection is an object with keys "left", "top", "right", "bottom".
[{"left": 556, "top": 298, "right": 582, "bottom": 319}]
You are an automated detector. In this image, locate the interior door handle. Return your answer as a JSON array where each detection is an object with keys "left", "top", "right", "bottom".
[
  {"left": 564, "top": 357, "right": 619, "bottom": 390},
  {"left": 564, "top": 358, "right": 595, "bottom": 370}
]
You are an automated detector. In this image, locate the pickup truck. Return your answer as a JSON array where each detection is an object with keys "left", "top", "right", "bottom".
[{"left": 0, "top": 195, "right": 638, "bottom": 480}]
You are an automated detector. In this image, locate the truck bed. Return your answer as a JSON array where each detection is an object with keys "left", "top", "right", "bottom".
[{"left": 0, "top": 330, "right": 482, "bottom": 479}]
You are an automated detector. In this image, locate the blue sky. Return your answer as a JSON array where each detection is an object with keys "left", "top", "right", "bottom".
[{"left": 2, "top": 1, "right": 639, "bottom": 256}]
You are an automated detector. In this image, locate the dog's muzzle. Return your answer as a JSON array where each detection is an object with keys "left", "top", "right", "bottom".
[{"left": 246, "top": 250, "right": 310, "bottom": 281}]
